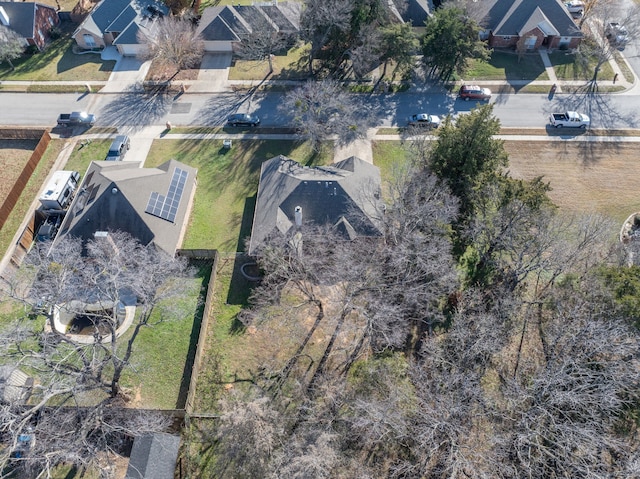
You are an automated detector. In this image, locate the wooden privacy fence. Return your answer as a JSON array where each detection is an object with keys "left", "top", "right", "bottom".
[
  {"left": 0, "top": 129, "right": 50, "bottom": 232},
  {"left": 175, "top": 249, "right": 219, "bottom": 416}
]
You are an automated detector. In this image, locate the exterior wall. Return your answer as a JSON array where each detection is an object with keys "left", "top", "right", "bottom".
[
  {"left": 73, "top": 27, "right": 106, "bottom": 49},
  {"left": 521, "top": 27, "right": 545, "bottom": 50},
  {"left": 549, "top": 35, "right": 581, "bottom": 49},
  {"left": 33, "top": 5, "right": 60, "bottom": 50},
  {"left": 488, "top": 32, "right": 518, "bottom": 48},
  {"left": 203, "top": 40, "right": 233, "bottom": 52}
]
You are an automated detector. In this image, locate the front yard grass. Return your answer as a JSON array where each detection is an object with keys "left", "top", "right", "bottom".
[
  {"left": 228, "top": 43, "right": 309, "bottom": 81},
  {"left": 145, "top": 139, "right": 333, "bottom": 252},
  {"left": 0, "top": 23, "right": 115, "bottom": 81},
  {"left": 549, "top": 51, "right": 614, "bottom": 81},
  {"left": 464, "top": 50, "right": 549, "bottom": 81}
]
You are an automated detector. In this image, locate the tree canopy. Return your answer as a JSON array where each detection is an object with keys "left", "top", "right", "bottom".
[{"left": 421, "top": 5, "right": 489, "bottom": 82}]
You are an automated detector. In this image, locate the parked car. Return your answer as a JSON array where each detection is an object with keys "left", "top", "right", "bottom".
[
  {"left": 407, "top": 113, "right": 441, "bottom": 129},
  {"left": 458, "top": 85, "right": 492, "bottom": 101},
  {"left": 606, "top": 22, "right": 629, "bottom": 46},
  {"left": 549, "top": 111, "right": 590, "bottom": 128},
  {"left": 227, "top": 113, "right": 260, "bottom": 127},
  {"left": 56, "top": 111, "right": 95, "bottom": 127},
  {"left": 565, "top": 1, "right": 584, "bottom": 14},
  {"left": 105, "top": 135, "right": 130, "bottom": 161}
]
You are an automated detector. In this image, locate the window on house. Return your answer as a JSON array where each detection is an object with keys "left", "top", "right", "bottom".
[
  {"left": 525, "top": 36, "right": 537, "bottom": 49},
  {"left": 83, "top": 34, "right": 96, "bottom": 48},
  {"left": 502, "top": 36, "right": 511, "bottom": 40},
  {"left": 48, "top": 17, "right": 54, "bottom": 26}
]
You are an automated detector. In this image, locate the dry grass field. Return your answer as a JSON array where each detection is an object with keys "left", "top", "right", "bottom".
[
  {"left": 0, "top": 139, "right": 38, "bottom": 207},
  {"left": 505, "top": 140, "right": 640, "bottom": 224}
]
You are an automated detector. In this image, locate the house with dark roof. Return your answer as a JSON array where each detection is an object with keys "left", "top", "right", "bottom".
[
  {"left": 72, "top": 0, "right": 168, "bottom": 56},
  {"left": 196, "top": 2, "right": 301, "bottom": 53},
  {"left": 476, "top": 0, "right": 582, "bottom": 50},
  {"left": 248, "top": 156, "right": 383, "bottom": 255},
  {"left": 125, "top": 433, "right": 180, "bottom": 479},
  {"left": 54, "top": 159, "right": 197, "bottom": 255},
  {"left": 0, "top": 2, "right": 59, "bottom": 51}
]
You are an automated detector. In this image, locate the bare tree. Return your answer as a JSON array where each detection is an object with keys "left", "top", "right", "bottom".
[
  {"left": 577, "top": 3, "right": 640, "bottom": 89},
  {"left": 236, "top": 11, "right": 292, "bottom": 75},
  {"left": 0, "top": 25, "right": 25, "bottom": 70},
  {"left": 279, "top": 79, "right": 376, "bottom": 149},
  {"left": 137, "top": 16, "right": 204, "bottom": 82},
  {"left": 300, "top": 0, "right": 353, "bottom": 76},
  {"left": 0, "top": 232, "right": 193, "bottom": 477}
]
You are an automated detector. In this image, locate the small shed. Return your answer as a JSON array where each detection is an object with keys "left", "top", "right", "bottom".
[{"left": 125, "top": 433, "right": 180, "bottom": 479}]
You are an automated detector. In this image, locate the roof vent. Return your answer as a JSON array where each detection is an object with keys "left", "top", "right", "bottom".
[{"left": 112, "top": 188, "right": 118, "bottom": 194}]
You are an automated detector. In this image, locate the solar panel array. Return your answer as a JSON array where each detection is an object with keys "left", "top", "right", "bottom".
[{"left": 145, "top": 167, "right": 188, "bottom": 223}]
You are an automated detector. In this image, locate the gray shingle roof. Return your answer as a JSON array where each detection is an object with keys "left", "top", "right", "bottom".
[
  {"left": 75, "top": 0, "right": 169, "bottom": 46},
  {"left": 196, "top": 2, "right": 301, "bottom": 42},
  {"left": 0, "top": 2, "right": 56, "bottom": 41},
  {"left": 55, "top": 159, "right": 197, "bottom": 255},
  {"left": 125, "top": 433, "right": 180, "bottom": 479},
  {"left": 249, "top": 156, "right": 382, "bottom": 254},
  {"left": 481, "top": 0, "right": 581, "bottom": 37}
]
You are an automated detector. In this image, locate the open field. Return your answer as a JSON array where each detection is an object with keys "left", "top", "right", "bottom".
[
  {"left": 504, "top": 141, "right": 640, "bottom": 223},
  {"left": 0, "top": 140, "right": 39, "bottom": 206}
]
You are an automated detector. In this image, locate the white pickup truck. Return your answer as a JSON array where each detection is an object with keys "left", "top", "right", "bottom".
[{"left": 549, "top": 111, "right": 590, "bottom": 128}]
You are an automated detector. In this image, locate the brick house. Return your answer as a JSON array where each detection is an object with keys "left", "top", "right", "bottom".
[
  {"left": 0, "top": 1, "right": 59, "bottom": 51},
  {"left": 477, "top": 0, "right": 582, "bottom": 51}
]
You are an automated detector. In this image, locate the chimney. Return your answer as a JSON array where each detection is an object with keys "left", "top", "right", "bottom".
[{"left": 294, "top": 206, "right": 302, "bottom": 227}]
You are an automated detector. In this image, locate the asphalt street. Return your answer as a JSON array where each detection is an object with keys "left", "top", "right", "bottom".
[{"left": 2, "top": 87, "right": 640, "bottom": 131}]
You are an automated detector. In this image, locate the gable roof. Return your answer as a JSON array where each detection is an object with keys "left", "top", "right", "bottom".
[
  {"left": 196, "top": 2, "right": 301, "bottom": 42},
  {"left": 55, "top": 159, "right": 196, "bottom": 255},
  {"left": 249, "top": 156, "right": 383, "bottom": 254},
  {"left": 74, "top": 0, "right": 168, "bottom": 45},
  {"left": 125, "top": 433, "right": 180, "bottom": 479},
  {"left": 0, "top": 2, "right": 56, "bottom": 41},
  {"left": 480, "top": 0, "right": 581, "bottom": 37},
  {"left": 401, "top": 0, "right": 430, "bottom": 27}
]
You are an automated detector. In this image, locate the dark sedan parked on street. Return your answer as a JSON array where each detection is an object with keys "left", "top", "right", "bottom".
[{"left": 227, "top": 113, "right": 260, "bottom": 127}]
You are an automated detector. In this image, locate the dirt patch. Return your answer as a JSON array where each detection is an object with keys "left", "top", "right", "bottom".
[
  {"left": 0, "top": 139, "right": 38, "bottom": 207},
  {"left": 145, "top": 61, "right": 200, "bottom": 83},
  {"left": 505, "top": 140, "right": 640, "bottom": 222}
]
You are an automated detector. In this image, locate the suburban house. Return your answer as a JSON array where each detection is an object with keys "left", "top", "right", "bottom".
[
  {"left": 196, "top": 2, "right": 301, "bottom": 53},
  {"left": 0, "top": 2, "right": 59, "bottom": 51},
  {"left": 54, "top": 159, "right": 197, "bottom": 255},
  {"left": 248, "top": 156, "right": 383, "bottom": 255},
  {"left": 476, "top": 0, "right": 582, "bottom": 51},
  {"left": 125, "top": 433, "right": 181, "bottom": 479},
  {"left": 72, "top": 0, "right": 169, "bottom": 56}
]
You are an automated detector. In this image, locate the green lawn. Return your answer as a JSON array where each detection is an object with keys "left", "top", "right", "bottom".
[
  {"left": 119, "top": 269, "right": 208, "bottom": 409},
  {"left": 228, "top": 43, "right": 309, "bottom": 81},
  {"left": 464, "top": 50, "right": 549, "bottom": 81},
  {"left": 549, "top": 52, "right": 614, "bottom": 81},
  {"left": 0, "top": 24, "right": 115, "bottom": 81},
  {"left": 145, "top": 139, "right": 333, "bottom": 252},
  {"left": 63, "top": 140, "right": 111, "bottom": 177}
]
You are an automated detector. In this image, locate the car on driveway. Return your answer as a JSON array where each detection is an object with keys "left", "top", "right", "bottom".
[
  {"left": 105, "top": 135, "right": 130, "bottom": 161},
  {"left": 227, "top": 113, "right": 260, "bottom": 127},
  {"left": 458, "top": 85, "right": 492, "bottom": 101},
  {"left": 606, "top": 22, "right": 629, "bottom": 47},
  {"left": 407, "top": 113, "right": 441, "bottom": 129}
]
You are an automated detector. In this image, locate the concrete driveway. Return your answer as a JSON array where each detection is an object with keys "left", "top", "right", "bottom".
[
  {"left": 189, "top": 53, "right": 233, "bottom": 93},
  {"left": 101, "top": 48, "right": 151, "bottom": 93}
]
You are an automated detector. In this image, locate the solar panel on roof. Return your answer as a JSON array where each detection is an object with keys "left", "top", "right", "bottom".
[{"left": 144, "top": 167, "right": 188, "bottom": 223}]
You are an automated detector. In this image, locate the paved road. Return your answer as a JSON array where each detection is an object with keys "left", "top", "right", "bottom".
[{"left": 2, "top": 87, "right": 640, "bottom": 131}]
